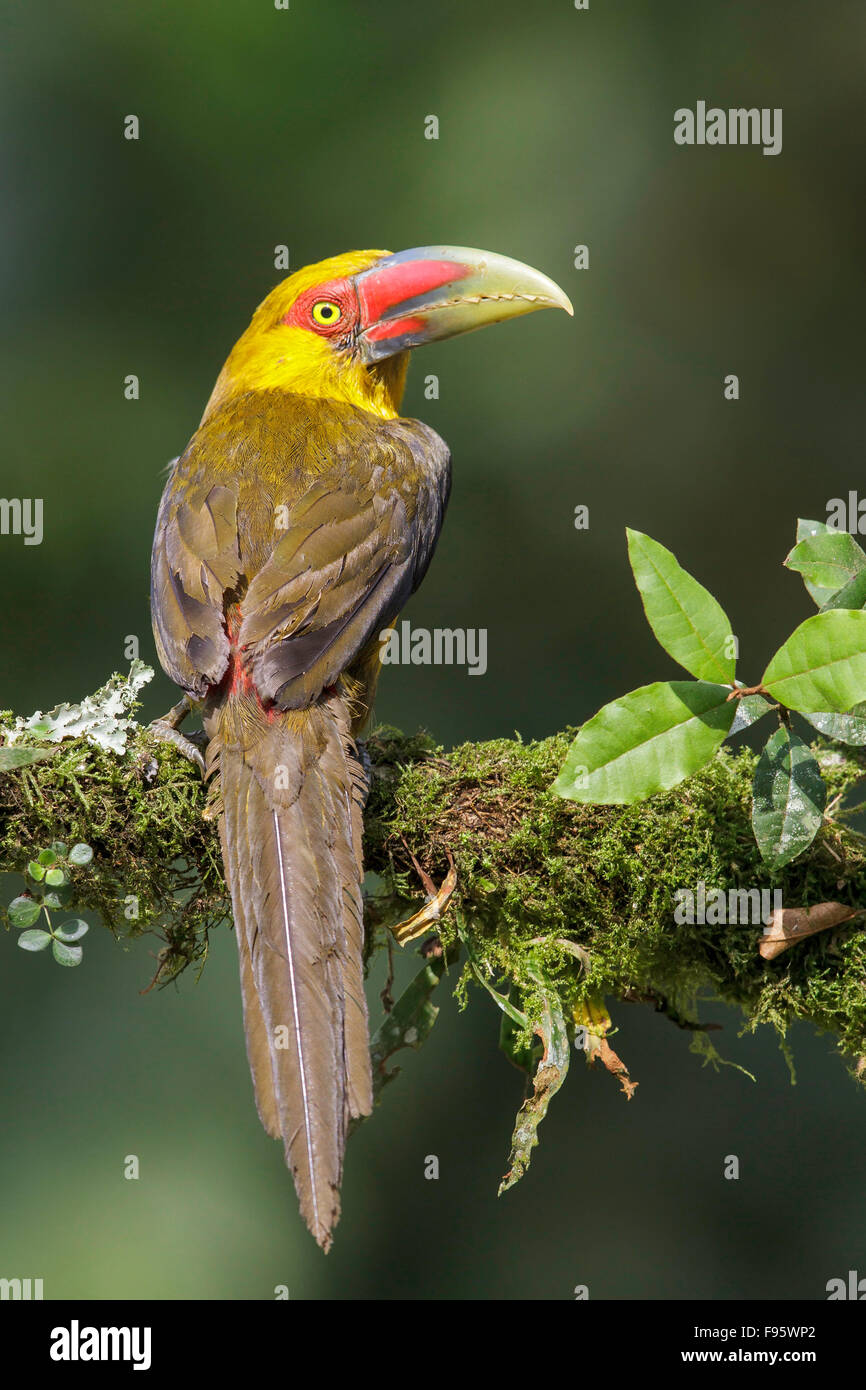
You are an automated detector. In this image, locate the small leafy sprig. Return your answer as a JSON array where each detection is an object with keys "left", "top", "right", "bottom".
[
  {"left": 554, "top": 520, "right": 866, "bottom": 869},
  {"left": 6, "top": 842, "right": 93, "bottom": 966}
]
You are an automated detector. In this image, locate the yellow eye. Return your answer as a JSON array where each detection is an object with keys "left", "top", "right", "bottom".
[{"left": 311, "top": 300, "right": 342, "bottom": 327}]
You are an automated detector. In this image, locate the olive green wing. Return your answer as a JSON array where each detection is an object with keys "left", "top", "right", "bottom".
[
  {"left": 150, "top": 466, "right": 242, "bottom": 697},
  {"left": 240, "top": 418, "right": 450, "bottom": 709}
]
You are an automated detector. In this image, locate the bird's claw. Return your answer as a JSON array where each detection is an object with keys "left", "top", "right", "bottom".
[
  {"left": 150, "top": 722, "right": 206, "bottom": 774},
  {"left": 149, "top": 695, "right": 206, "bottom": 775}
]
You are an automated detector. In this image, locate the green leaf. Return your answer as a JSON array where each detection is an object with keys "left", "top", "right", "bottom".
[
  {"left": 0, "top": 746, "right": 56, "bottom": 772},
  {"left": 17, "top": 929, "right": 51, "bottom": 951},
  {"left": 26, "top": 860, "right": 45, "bottom": 882},
  {"left": 786, "top": 521, "right": 865, "bottom": 607},
  {"left": 37, "top": 849, "right": 58, "bottom": 867},
  {"left": 553, "top": 681, "right": 735, "bottom": 805},
  {"left": 795, "top": 519, "right": 831, "bottom": 587},
  {"left": 728, "top": 691, "right": 772, "bottom": 735},
  {"left": 458, "top": 926, "right": 533, "bottom": 1027},
  {"left": 626, "top": 529, "right": 736, "bottom": 682},
  {"left": 499, "top": 989, "right": 570, "bottom": 1195},
  {"left": 763, "top": 611, "right": 866, "bottom": 712},
  {"left": 44, "top": 867, "right": 68, "bottom": 888},
  {"left": 752, "top": 727, "right": 826, "bottom": 869},
  {"left": 51, "top": 939, "right": 83, "bottom": 967},
  {"left": 68, "top": 843, "right": 93, "bottom": 867},
  {"left": 53, "top": 919, "right": 89, "bottom": 943},
  {"left": 821, "top": 569, "right": 866, "bottom": 612},
  {"left": 802, "top": 711, "right": 866, "bottom": 746},
  {"left": 7, "top": 895, "right": 41, "bottom": 928},
  {"left": 797, "top": 518, "right": 829, "bottom": 540},
  {"left": 369, "top": 957, "right": 446, "bottom": 1102}
]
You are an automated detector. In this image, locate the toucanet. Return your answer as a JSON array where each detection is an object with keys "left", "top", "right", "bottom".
[{"left": 150, "top": 246, "right": 572, "bottom": 1249}]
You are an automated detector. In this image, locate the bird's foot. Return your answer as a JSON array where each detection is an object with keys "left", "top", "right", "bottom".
[
  {"left": 149, "top": 695, "right": 206, "bottom": 775},
  {"left": 390, "top": 846, "right": 457, "bottom": 946}
]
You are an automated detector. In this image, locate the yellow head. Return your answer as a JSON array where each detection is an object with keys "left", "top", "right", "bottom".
[{"left": 203, "top": 245, "right": 574, "bottom": 423}]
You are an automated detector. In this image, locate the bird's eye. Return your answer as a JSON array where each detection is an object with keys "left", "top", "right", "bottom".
[{"left": 311, "top": 300, "right": 342, "bottom": 327}]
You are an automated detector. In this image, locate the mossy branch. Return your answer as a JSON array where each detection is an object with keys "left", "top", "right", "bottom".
[{"left": 3, "top": 669, "right": 866, "bottom": 1090}]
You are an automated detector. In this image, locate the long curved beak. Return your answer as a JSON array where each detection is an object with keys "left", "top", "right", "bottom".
[{"left": 354, "top": 245, "right": 573, "bottom": 363}]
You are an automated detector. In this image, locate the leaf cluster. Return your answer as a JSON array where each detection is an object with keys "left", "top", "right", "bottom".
[
  {"left": 555, "top": 521, "right": 866, "bottom": 868},
  {"left": 6, "top": 842, "right": 93, "bottom": 965}
]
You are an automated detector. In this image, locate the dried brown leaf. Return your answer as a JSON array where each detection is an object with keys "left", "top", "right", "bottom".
[
  {"left": 592, "top": 1036, "right": 638, "bottom": 1099},
  {"left": 759, "top": 901, "right": 859, "bottom": 960}
]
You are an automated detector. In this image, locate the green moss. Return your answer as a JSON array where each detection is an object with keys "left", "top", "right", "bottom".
[
  {"left": 363, "top": 729, "right": 866, "bottom": 1082},
  {"left": 3, "top": 708, "right": 866, "bottom": 1082},
  {"left": 0, "top": 727, "right": 227, "bottom": 983}
]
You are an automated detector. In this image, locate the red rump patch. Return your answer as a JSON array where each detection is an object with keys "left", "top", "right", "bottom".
[
  {"left": 221, "top": 614, "right": 279, "bottom": 719},
  {"left": 358, "top": 259, "right": 469, "bottom": 325},
  {"left": 224, "top": 611, "right": 255, "bottom": 699}
]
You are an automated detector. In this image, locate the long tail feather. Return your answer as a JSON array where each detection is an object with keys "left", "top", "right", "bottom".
[{"left": 207, "top": 689, "right": 373, "bottom": 1250}]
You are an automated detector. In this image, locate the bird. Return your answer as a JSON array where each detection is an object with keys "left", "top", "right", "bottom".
[{"left": 149, "top": 245, "right": 572, "bottom": 1250}]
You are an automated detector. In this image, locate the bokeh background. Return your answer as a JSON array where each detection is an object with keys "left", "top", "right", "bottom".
[{"left": 1, "top": 0, "right": 864, "bottom": 1299}]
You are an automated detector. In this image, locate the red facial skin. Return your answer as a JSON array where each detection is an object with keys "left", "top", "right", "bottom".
[
  {"left": 281, "top": 277, "right": 359, "bottom": 337},
  {"left": 281, "top": 259, "right": 472, "bottom": 345}
]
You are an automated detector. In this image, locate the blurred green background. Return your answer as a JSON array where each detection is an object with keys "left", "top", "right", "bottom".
[{"left": 1, "top": 0, "right": 865, "bottom": 1298}]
